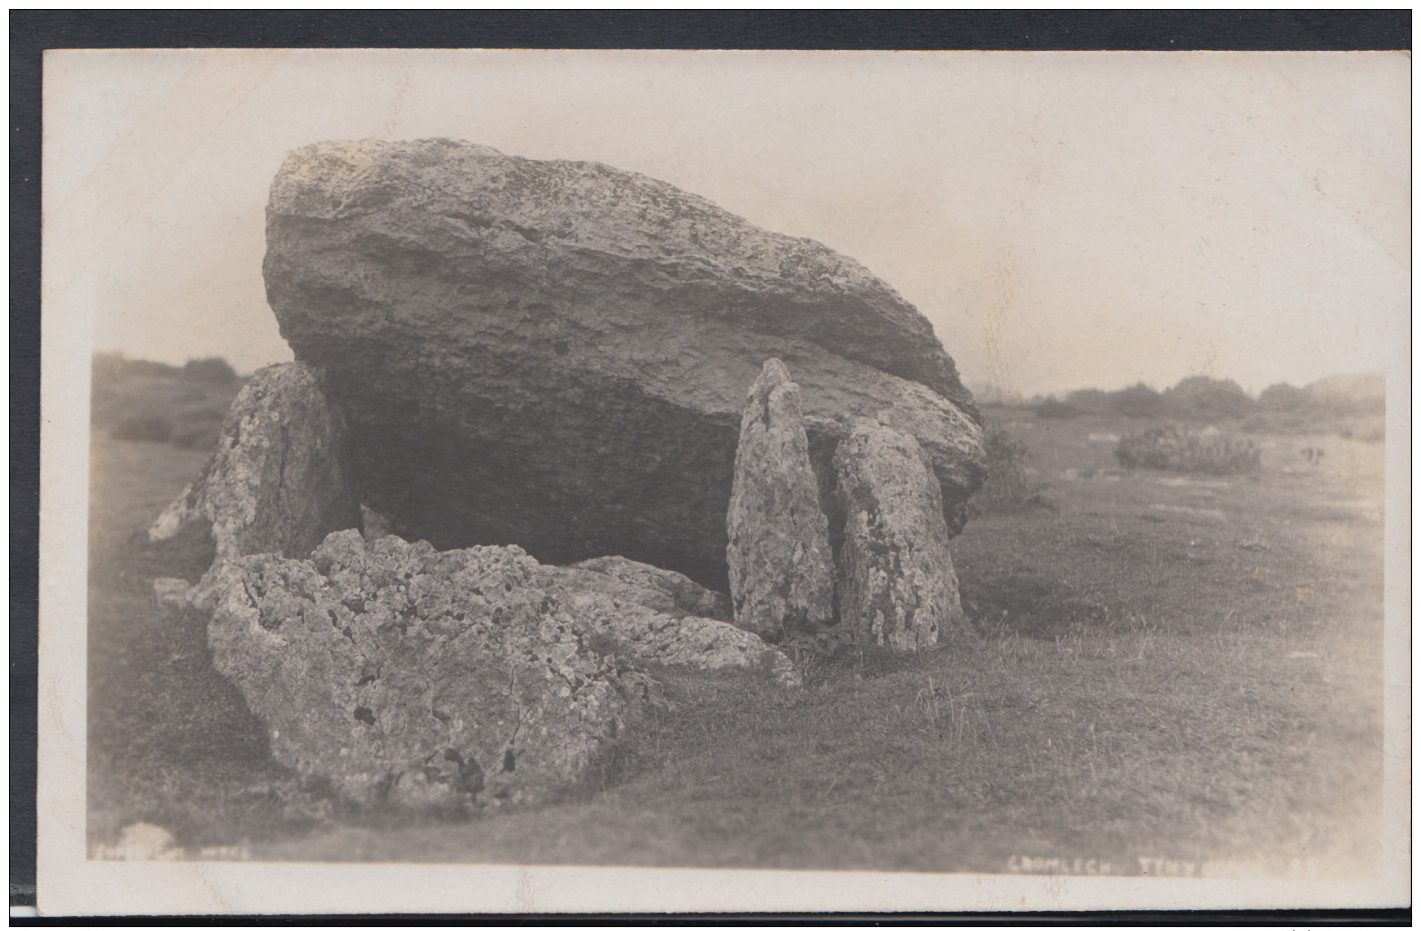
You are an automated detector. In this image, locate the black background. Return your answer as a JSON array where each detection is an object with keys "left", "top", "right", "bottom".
[{"left": 9, "top": 9, "right": 1410, "bottom": 924}]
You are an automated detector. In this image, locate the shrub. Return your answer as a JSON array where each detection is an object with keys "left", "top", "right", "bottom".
[
  {"left": 1110, "top": 383, "right": 1168, "bottom": 418},
  {"left": 1258, "top": 382, "right": 1310, "bottom": 413},
  {"left": 1065, "top": 388, "right": 1110, "bottom": 415},
  {"left": 1034, "top": 397, "right": 1077, "bottom": 419},
  {"left": 182, "top": 357, "right": 238, "bottom": 384},
  {"left": 91, "top": 352, "right": 246, "bottom": 451},
  {"left": 970, "top": 425, "right": 1052, "bottom": 515},
  {"left": 1164, "top": 376, "right": 1255, "bottom": 419},
  {"left": 1115, "top": 425, "right": 1260, "bottom": 475}
]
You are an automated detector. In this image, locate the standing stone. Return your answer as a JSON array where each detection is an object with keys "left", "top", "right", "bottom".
[
  {"left": 835, "top": 419, "right": 965, "bottom": 651},
  {"left": 148, "top": 362, "right": 359, "bottom": 562},
  {"left": 726, "top": 359, "right": 835, "bottom": 641}
]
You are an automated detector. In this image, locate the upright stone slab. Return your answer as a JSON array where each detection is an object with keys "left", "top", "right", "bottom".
[
  {"left": 834, "top": 420, "right": 965, "bottom": 651},
  {"left": 148, "top": 361, "right": 359, "bottom": 562},
  {"left": 726, "top": 359, "right": 835, "bottom": 641}
]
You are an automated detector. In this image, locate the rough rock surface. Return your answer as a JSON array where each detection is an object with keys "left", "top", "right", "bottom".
[
  {"left": 186, "top": 531, "right": 660, "bottom": 809},
  {"left": 175, "top": 530, "right": 795, "bottom": 809},
  {"left": 834, "top": 420, "right": 966, "bottom": 651},
  {"left": 148, "top": 362, "right": 359, "bottom": 561},
  {"left": 571, "top": 555, "right": 731, "bottom": 622},
  {"left": 726, "top": 359, "right": 835, "bottom": 640},
  {"left": 537, "top": 564, "right": 798, "bottom": 685},
  {"left": 264, "top": 139, "right": 985, "bottom": 588}
]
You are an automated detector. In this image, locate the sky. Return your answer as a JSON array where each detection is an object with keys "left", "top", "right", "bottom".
[{"left": 45, "top": 49, "right": 1409, "bottom": 398}]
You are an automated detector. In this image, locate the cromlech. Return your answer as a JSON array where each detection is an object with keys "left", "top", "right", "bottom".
[{"left": 149, "top": 139, "right": 987, "bottom": 808}]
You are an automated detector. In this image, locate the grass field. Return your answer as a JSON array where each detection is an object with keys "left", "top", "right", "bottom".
[{"left": 86, "top": 406, "right": 1387, "bottom": 876}]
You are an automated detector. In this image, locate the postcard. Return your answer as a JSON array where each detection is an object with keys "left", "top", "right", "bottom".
[{"left": 37, "top": 48, "right": 1409, "bottom": 915}]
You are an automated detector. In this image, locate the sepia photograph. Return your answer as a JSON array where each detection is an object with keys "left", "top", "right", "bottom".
[{"left": 37, "top": 46, "right": 1408, "bottom": 914}]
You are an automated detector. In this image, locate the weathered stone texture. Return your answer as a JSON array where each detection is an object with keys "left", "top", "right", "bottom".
[
  {"left": 726, "top": 359, "right": 835, "bottom": 641},
  {"left": 148, "top": 362, "right": 359, "bottom": 561},
  {"left": 263, "top": 139, "right": 985, "bottom": 587},
  {"left": 542, "top": 564, "right": 798, "bottom": 685},
  {"left": 834, "top": 420, "right": 966, "bottom": 651},
  {"left": 179, "top": 530, "right": 796, "bottom": 810},
  {"left": 188, "top": 531, "right": 659, "bottom": 809},
  {"left": 571, "top": 555, "right": 731, "bottom": 622}
]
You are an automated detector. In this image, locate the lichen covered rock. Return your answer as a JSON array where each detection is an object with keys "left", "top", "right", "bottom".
[
  {"left": 542, "top": 563, "right": 799, "bottom": 685},
  {"left": 184, "top": 531, "right": 796, "bottom": 810},
  {"left": 190, "top": 531, "right": 660, "bottom": 809},
  {"left": 834, "top": 420, "right": 965, "bottom": 651},
  {"left": 263, "top": 139, "right": 985, "bottom": 588},
  {"left": 148, "top": 362, "right": 359, "bottom": 561},
  {"left": 726, "top": 359, "right": 835, "bottom": 641},
  {"left": 571, "top": 555, "right": 731, "bottom": 622}
]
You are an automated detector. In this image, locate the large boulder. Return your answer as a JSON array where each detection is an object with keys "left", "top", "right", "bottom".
[
  {"left": 168, "top": 530, "right": 795, "bottom": 810},
  {"left": 834, "top": 420, "right": 966, "bottom": 651},
  {"left": 726, "top": 359, "right": 835, "bottom": 641},
  {"left": 264, "top": 139, "right": 985, "bottom": 589},
  {"left": 148, "top": 362, "right": 359, "bottom": 561}
]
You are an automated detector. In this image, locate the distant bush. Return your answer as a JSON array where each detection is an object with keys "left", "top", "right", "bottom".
[
  {"left": 94, "top": 351, "right": 238, "bottom": 386},
  {"left": 970, "top": 425, "right": 1052, "bottom": 516},
  {"left": 182, "top": 357, "right": 238, "bottom": 384},
  {"left": 91, "top": 351, "right": 129, "bottom": 387},
  {"left": 1303, "top": 376, "right": 1384, "bottom": 418},
  {"left": 1110, "top": 383, "right": 1168, "bottom": 418},
  {"left": 1164, "top": 376, "right": 1254, "bottom": 419},
  {"left": 1034, "top": 397, "right": 1077, "bottom": 419},
  {"left": 1257, "top": 382, "right": 1310, "bottom": 413},
  {"left": 1065, "top": 388, "right": 1110, "bottom": 415},
  {"left": 1115, "top": 425, "right": 1260, "bottom": 475}
]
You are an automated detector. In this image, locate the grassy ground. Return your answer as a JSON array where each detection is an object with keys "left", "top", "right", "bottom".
[
  {"left": 86, "top": 407, "right": 1386, "bottom": 875},
  {"left": 90, "top": 366, "right": 244, "bottom": 450}
]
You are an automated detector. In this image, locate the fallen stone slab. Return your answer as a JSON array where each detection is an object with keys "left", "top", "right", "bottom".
[
  {"left": 175, "top": 530, "right": 795, "bottom": 810},
  {"left": 185, "top": 531, "right": 658, "bottom": 810}
]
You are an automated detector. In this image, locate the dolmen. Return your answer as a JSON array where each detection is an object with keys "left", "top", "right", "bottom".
[{"left": 151, "top": 139, "right": 986, "bottom": 811}]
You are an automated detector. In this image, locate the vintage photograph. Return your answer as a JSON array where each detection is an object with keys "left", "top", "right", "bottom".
[{"left": 39, "top": 48, "right": 1407, "bottom": 913}]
